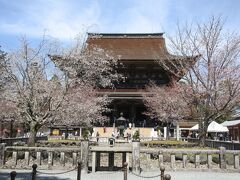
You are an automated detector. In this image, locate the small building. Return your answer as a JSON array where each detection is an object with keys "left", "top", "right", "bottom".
[{"left": 222, "top": 119, "right": 240, "bottom": 141}]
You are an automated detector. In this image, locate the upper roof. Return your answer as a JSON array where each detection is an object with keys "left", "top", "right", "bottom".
[
  {"left": 86, "top": 33, "right": 173, "bottom": 60},
  {"left": 221, "top": 119, "right": 240, "bottom": 127}
]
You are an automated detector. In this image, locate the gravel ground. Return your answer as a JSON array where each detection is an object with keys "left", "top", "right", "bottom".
[{"left": 0, "top": 169, "right": 240, "bottom": 180}]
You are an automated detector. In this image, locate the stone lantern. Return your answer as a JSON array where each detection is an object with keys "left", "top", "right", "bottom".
[{"left": 116, "top": 113, "right": 127, "bottom": 137}]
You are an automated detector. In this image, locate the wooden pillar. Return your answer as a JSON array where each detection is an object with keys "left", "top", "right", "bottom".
[
  {"left": 207, "top": 154, "right": 212, "bottom": 169},
  {"left": 234, "top": 154, "right": 239, "bottom": 169},
  {"left": 182, "top": 154, "right": 187, "bottom": 168},
  {"left": 81, "top": 141, "right": 89, "bottom": 173},
  {"left": 170, "top": 154, "right": 175, "bottom": 169},
  {"left": 24, "top": 151, "right": 30, "bottom": 165},
  {"left": 37, "top": 151, "right": 41, "bottom": 166},
  {"left": 176, "top": 123, "right": 180, "bottom": 141},
  {"left": 131, "top": 104, "right": 136, "bottom": 127},
  {"left": 92, "top": 152, "right": 96, "bottom": 173},
  {"left": 72, "top": 152, "right": 77, "bottom": 166},
  {"left": 219, "top": 147, "right": 226, "bottom": 169},
  {"left": 48, "top": 151, "right": 53, "bottom": 169},
  {"left": 132, "top": 141, "right": 140, "bottom": 174},
  {"left": 12, "top": 151, "right": 17, "bottom": 166},
  {"left": 108, "top": 152, "right": 114, "bottom": 171},
  {"left": 60, "top": 152, "right": 65, "bottom": 166}
]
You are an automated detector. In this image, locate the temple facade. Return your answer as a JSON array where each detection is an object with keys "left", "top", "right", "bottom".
[
  {"left": 47, "top": 33, "right": 197, "bottom": 139},
  {"left": 84, "top": 33, "right": 197, "bottom": 139}
]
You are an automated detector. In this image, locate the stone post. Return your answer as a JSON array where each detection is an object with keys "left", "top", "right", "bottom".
[
  {"left": 132, "top": 140, "right": 140, "bottom": 174},
  {"left": 159, "top": 153, "right": 163, "bottom": 166},
  {"left": 92, "top": 152, "right": 96, "bottom": 173},
  {"left": 170, "top": 154, "right": 175, "bottom": 169},
  {"left": 108, "top": 152, "right": 115, "bottom": 170},
  {"left": 195, "top": 154, "right": 200, "bottom": 168},
  {"left": 12, "top": 151, "right": 17, "bottom": 166},
  {"left": 207, "top": 154, "right": 212, "bottom": 169},
  {"left": 81, "top": 140, "right": 89, "bottom": 173},
  {"left": 60, "top": 152, "right": 65, "bottom": 166},
  {"left": 36, "top": 151, "right": 41, "bottom": 166},
  {"left": 73, "top": 152, "right": 77, "bottom": 166},
  {"left": 48, "top": 151, "right": 53, "bottom": 169},
  {"left": 0, "top": 143, "right": 5, "bottom": 166},
  {"left": 24, "top": 151, "right": 30, "bottom": 165},
  {"left": 96, "top": 152, "right": 100, "bottom": 168},
  {"left": 182, "top": 154, "right": 187, "bottom": 168},
  {"left": 234, "top": 154, "right": 239, "bottom": 169},
  {"left": 219, "top": 147, "right": 226, "bottom": 169},
  {"left": 122, "top": 152, "right": 126, "bottom": 166},
  {"left": 126, "top": 152, "right": 130, "bottom": 170}
]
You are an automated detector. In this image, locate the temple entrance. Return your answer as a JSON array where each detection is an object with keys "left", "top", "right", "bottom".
[{"left": 108, "top": 99, "right": 149, "bottom": 127}]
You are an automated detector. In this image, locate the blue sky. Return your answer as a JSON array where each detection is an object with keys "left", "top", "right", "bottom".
[{"left": 0, "top": 0, "right": 240, "bottom": 50}]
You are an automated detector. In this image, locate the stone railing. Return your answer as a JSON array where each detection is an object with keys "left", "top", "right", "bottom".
[
  {"left": 187, "top": 138, "right": 240, "bottom": 150},
  {"left": 140, "top": 147, "right": 240, "bottom": 170},
  {"left": 1, "top": 145, "right": 81, "bottom": 169},
  {"left": 0, "top": 136, "right": 48, "bottom": 146},
  {"left": 1, "top": 142, "right": 240, "bottom": 172}
]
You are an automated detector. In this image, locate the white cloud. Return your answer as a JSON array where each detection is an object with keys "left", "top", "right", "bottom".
[{"left": 0, "top": 1, "right": 101, "bottom": 40}]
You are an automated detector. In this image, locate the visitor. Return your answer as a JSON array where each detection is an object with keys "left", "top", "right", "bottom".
[
  {"left": 129, "top": 122, "right": 132, "bottom": 129},
  {"left": 111, "top": 131, "right": 115, "bottom": 138},
  {"left": 143, "top": 119, "right": 146, "bottom": 127}
]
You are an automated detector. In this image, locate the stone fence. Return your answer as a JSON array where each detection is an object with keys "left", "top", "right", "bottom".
[
  {"left": 187, "top": 138, "right": 240, "bottom": 150},
  {"left": 1, "top": 142, "right": 240, "bottom": 172},
  {"left": 0, "top": 136, "right": 48, "bottom": 146}
]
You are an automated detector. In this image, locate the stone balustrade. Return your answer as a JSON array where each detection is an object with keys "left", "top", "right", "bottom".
[
  {"left": 3, "top": 145, "right": 81, "bottom": 169},
  {"left": 0, "top": 142, "right": 240, "bottom": 172}
]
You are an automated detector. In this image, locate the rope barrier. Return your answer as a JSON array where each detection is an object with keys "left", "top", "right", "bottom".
[
  {"left": 130, "top": 171, "right": 161, "bottom": 179},
  {"left": 37, "top": 167, "right": 77, "bottom": 175}
]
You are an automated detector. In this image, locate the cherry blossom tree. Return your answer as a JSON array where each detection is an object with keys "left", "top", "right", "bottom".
[
  {"left": 2, "top": 35, "right": 121, "bottom": 146},
  {"left": 0, "top": 46, "right": 8, "bottom": 92},
  {"left": 156, "top": 16, "right": 240, "bottom": 146},
  {"left": 143, "top": 83, "right": 189, "bottom": 139}
]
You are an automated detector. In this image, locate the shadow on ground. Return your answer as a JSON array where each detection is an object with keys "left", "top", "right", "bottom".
[{"left": 0, "top": 172, "right": 71, "bottom": 180}]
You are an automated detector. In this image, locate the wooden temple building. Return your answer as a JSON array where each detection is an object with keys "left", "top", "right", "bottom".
[
  {"left": 49, "top": 33, "right": 197, "bottom": 140},
  {"left": 85, "top": 33, "right": 196, "bottom": 139}
]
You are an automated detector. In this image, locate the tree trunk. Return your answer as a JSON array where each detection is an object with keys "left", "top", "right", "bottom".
[
  {"left": 27, "top": 122, "right": 38, "bottom": 147},
  {"left": 199, "top": 132, "right": 206, "bottom": 147},
  {"left": 198, "top": 120, "right": 208, "bottom": 147}
]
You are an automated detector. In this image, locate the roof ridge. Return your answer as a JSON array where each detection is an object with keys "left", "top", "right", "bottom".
[{"left": 87, "top": 32, "right": 164, "bottom": 38}]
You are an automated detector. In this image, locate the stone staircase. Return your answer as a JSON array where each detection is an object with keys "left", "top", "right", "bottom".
[{"left": 93, "top": 127, "right": 154, "bottom": 138}]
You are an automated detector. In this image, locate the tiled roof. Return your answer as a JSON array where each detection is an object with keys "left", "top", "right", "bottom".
[{"left": 86, "top": 33, "right": 175, "bottom": 60}]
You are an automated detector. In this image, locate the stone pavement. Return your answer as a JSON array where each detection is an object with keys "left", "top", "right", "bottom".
[{"left": 0, "top": 169, "right": 239, "bottom": 180}]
